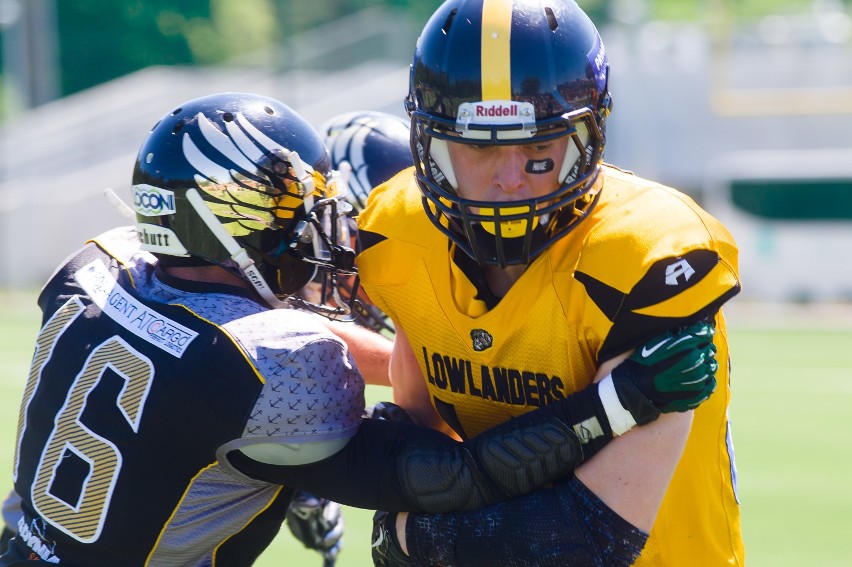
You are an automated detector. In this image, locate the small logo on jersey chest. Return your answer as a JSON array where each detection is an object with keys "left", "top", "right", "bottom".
[{"left": 470, "top": 329, "right": 493, "bottom": 352}]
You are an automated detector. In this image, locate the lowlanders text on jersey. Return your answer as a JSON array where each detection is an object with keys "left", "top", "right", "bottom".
[{"left": 420, "top": 347, "right": 565, "bottom": 408}]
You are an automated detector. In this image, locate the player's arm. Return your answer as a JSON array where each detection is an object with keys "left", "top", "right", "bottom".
[
  {"left": 323, "top": 319, "right": 392, "bottom": 387},
  {"left": 388, "top": 324, "right": 458, "bottom": 437},
  {"left": 574, "top": 318, "right": 714, "bottom": 532},
  {"left": 226, "top": 323, "right": 716, "bottom": 513}
]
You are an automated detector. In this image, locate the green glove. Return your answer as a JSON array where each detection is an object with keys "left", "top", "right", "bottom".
[{"left": 601, "top": 322, "right": 718, "bottom": 434}]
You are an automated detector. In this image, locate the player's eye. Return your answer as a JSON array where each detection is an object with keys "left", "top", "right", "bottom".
[{"left": 527, "top": 143, "right": 553, "bottom": 152}]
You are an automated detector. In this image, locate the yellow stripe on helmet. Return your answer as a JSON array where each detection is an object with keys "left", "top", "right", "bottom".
[{"left": 481, "top": 0, "right": 513, "bottom": 101}]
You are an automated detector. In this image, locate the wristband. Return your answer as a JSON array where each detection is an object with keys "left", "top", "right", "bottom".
[{"left": 598, "top": 374, "right": 637, "bottom": 436}]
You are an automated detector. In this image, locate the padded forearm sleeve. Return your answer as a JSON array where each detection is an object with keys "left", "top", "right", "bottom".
[
  {"left": 468, "top": 413, "right": 584, "bottom": 499},
  {"left": 407, "top": 475, "right": 648, "bottom": 567},
  {"left": 228, "top": 384, "right": 613, "bottom": 513},
  {"left": 395, "top": 411, "right": 587, "bottom": 511}
]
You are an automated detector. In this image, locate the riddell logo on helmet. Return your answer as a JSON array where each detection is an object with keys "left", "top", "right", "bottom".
[
  {"left": 474, "top": 103, "right": 519, "bottom": 117},
  {"left": 456, "top": 101, "right": 535, "bottom": 138}
]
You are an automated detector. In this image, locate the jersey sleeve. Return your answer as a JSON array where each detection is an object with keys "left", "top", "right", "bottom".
[
  {"left": 221, "top": 309, "right": 366, "bottom": 451},
  {"left": 573, "top": 183, "right": 740, "bottom": 362}
]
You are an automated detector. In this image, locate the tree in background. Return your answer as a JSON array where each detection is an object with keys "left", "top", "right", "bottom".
[
  {"left": 57, "top": 0, "right": 281, "bottom": 96},
  {"left": 54, "top": 0, "right": 441, "bottom": 97}
]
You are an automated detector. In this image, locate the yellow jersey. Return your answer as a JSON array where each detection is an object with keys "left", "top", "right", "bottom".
[{"left": 357, "top": 164, "right": 744, "bottom": 566}]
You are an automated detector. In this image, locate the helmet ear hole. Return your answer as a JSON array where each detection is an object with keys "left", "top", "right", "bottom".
[
  {"left": 429, "top": 138, "right": 458, "bottom": 190},
  {"left": 559, "top": 121, "right": 590, "bottom": 184}
]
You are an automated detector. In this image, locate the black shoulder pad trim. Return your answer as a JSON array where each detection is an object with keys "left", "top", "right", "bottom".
[
  {"left": 575, "top": 249, "right": 722, "bottom": 324},
  {"left": 357, "top": 229, "right": 388, "bottom": 254},
  {"left": 576, "top": 249, "right": 739, "bottom": 364},
  {"left": 573, "top": 271, "right": 625, "bottom": 322},
  {"left": 627, "top": 250, "right": 720, "bottom": 311},
  {"left": 596, "top": 285, "right": 740, "bottom": 365}
]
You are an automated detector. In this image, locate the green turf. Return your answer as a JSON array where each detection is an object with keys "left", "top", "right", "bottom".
[
  {"left": 2, "top": 290, "right": 851, "bottom": 566},
  {"left": 728, "top": 327, "right": 852, "bottom": 567}
]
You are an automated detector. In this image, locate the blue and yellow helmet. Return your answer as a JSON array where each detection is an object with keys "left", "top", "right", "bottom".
[{"left": 407, "top": 0, "right": 612, "bottom": 267}]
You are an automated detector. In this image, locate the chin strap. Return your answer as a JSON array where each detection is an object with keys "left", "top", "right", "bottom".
[{"left": 185, "top": 188, "right": 290, "bottom": 309}]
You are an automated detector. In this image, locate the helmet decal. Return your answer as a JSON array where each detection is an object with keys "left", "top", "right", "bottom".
[
  {"left": 182, "top": 112, "right": 311, "bottom": 238},
  {"left": 195, "top": 111, "right": 267, "bottom": 180},
  {"left": 132, "top": 184, "right": 177, "bottom": 217},
  {"left": 456, "top": 100, "right": 536, "bottom": 140},
  {"left": 588, "top": 31, "right": 608, "bottom": 94},
  {"left": 137, "top": 223, "right": 189, "bottom": 256},
  {"left": 132, "top": 92, "right": 358, "bottom": 314},
  {"left": 320, "top": 111, "right": 413, "bottom": 212},
  {"left": 481, "top": 0, "right": 513, "bottom": 101}
]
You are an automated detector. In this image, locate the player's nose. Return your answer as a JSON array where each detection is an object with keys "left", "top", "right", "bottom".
[{"left": 492, "top": 146, "right": 528, "bottom": 195}]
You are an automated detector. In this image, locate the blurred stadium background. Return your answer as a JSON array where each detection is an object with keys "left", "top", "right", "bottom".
[{"left": 1, "top": 1, "right": 851, "bottom": 565}]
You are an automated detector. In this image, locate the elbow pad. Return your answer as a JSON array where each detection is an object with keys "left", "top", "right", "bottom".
[
  {"left": 395, "top": 443, "right": 499, "bottom": 512},
  {"left": 391, "top": 383, "right": 613, "bottom": 512},
  {"left": 466, "top": 381, "right": 615, "bottom": 498}
]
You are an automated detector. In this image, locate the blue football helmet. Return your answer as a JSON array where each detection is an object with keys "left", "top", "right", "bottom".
[
  {"left": 132, "top": 92, "right": 358, "bottom": 317},
  {"left": 406, "top": 0, "right": 612, "bottom": 267},
  {"left": 318, "top": 110, "right": 414, "bottom": 334},
  {"left": 319, "top": 111, "right": 414, "bottom": 212}
]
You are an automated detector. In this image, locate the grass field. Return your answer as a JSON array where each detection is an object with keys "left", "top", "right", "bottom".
[{"left": 1, "top": 290, "right": 851, "bottom": 566}]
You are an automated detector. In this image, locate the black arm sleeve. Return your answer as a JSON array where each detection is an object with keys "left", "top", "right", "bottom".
[
  {"left": 228, "top": 383, "right": 613, "bottom": 513},
  {"left": 405, "top": 475, "right": 648, "bottom": 567}
]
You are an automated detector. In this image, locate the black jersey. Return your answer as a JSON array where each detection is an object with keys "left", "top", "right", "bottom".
[{"left": 10, "top": 227, "right": 364, "bottom": 566}]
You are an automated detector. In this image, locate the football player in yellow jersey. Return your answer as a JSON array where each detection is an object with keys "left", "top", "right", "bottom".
[{"left": 357, "top": 0, "right": 745, "bottom": 565}]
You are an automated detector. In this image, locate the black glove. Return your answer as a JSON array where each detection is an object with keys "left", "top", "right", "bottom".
[
  {"left": 371, "top": 510, "right": 416, "bottom": 567},
  {"left": 603, "top": 321, "right": 718, "bottom": 432},
  {"left": 286, "top": 490, "right": 344, "bottom": 565}
]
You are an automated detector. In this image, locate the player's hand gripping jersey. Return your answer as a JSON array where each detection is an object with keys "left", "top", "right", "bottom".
[{"left": 357, "top": 165, "right": 744, "bottom": 566}]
